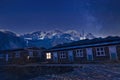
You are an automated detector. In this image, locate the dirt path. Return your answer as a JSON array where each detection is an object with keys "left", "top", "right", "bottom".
[{"left": 30, "top": 64, "right": 120, "bottom": 80}]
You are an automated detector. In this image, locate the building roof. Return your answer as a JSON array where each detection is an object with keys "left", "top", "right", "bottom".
[
  {"left": 48, "top": 36, "right": 120, "bottom": 51},
  {"left": 0, "top": 47, "right": 46, "bottom": 53}
]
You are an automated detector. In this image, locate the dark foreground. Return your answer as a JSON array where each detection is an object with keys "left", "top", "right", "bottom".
[
  {"left": 1, "top": 63, "right": 120, "bottom": 80},
  {"left": 30, "top": 63, "right": 120, "bottom": 80}
]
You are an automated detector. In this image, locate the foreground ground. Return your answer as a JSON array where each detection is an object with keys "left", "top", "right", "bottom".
[{"left": 30, "top": 63, "right": 120, "bottom": 80}]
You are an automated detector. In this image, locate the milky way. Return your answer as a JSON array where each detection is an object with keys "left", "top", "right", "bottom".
[{"left": 0, "top": 0, "right": 120, "bottom": 37}]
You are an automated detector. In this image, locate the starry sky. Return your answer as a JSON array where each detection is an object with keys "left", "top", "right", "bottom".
[{"left": 0, "top": 0, "right": 120, "bottom": 37}]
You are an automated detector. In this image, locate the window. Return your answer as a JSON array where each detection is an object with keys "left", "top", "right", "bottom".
[
  {"left": 59, "top": 51, "right": 66, "bottom": 59},
  {"left": 96, "top": 47, "right": 105, "bottom": 56},
  {"left": 29, "top": 51, "right": 33, "bottom": 57},
  {"left": 75, "top": 49, "right": 83, "bottom": 57},
  {"left": 8, "top": 54, "right": 12, "bottom": 58},
  {"left": 0, "top": 54, "right": 4, "bottom": 59},
  {"left": 46, "top": 52, "right": 51, "bottom": 59},
  {"left": 27, "top": 56, "right": 30, "bottom": 60},
  {"left": 15, "top": 52, "right": 20, "bottom": 58},
  {"left": 37, "top": 52, "right": 41, "bottom": 57}
]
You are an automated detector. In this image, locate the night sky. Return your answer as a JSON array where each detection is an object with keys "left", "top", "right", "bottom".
[{"left": 0, "top": 0, "right": 120, "bottom": 37}]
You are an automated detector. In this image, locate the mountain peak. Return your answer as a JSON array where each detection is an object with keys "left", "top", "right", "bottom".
[
  {"left": 65, "top": 30, "right": 79, "bottom": 34},
  {"left": 0, "top": 29, "right": 19, "bottom": 37},
  {"left": 86, "top": 33, "right": 96, "bottom": 39},
  {"left": 0, "top": 29, "right": 96, "bottom": 49},
  {"left": 22, "top": 30, "right": 96, "bottom": 48}
]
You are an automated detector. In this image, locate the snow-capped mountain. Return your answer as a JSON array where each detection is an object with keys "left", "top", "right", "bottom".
[
  {"left": 22, "top": 30, "right": 82, "bottom": 40},
  {"left": 0, "top": 29, "right": 96, "bottom": 50},
  {"left": 22, "top": 30, "right": 96, "bottom": 48},
  {"left": 86, "top": 33, "right": 96, "bottom": 39},
  {"left": 23, "top": 31, "right": 47, "bottom": 40}
]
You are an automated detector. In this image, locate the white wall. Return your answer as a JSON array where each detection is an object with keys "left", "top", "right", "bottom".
[
  {"left": 86, "top": 48, "right": 93, "bottom": 61},
  {"left": 5, "top": 54, "right": 8, "bottom": 62},
  {"left": 68, "top": 50, "right": 74, "bottom": 62},
  {"left": 53, "top": 52, "right": 58, "bottom": 62},
  {"left": 109, "top": 46, "right": 118, "bottom": 60}
]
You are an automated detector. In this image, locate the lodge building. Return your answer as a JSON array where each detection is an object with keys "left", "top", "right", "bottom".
[
  {"left": 45, "top": 37, "right": 120, "bottom": 63},
  {"left": 0, "top": 47, "right": 45, "bottom": 64},
  {"left": 0, "top": 37, "right": 120, "bottom": 64}
]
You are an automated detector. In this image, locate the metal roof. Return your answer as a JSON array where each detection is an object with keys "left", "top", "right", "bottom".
[{"left": 47, "top": 36, "right": 120, "bottom": 51}]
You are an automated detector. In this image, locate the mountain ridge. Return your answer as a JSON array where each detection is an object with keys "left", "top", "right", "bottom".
[
  {"left": 22, "top": 30, "right": 96, "bottom": 48},
  {"left": 0, "top": 29, "right": 96, "bottom": 50}
]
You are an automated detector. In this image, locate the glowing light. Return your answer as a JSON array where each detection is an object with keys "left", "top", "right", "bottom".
[
  {"left": 27, "top": 56, "right": 30, "bottom": 60},
  {"left": 46, "top": 52, "right": 51, "bottom": 59}
]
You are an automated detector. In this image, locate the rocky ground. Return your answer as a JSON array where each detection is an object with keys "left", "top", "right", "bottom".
[{"left": 30, "top": 63, "right": 120, "bottom": 80}]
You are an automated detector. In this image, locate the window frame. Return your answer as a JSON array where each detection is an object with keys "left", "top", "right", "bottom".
[
  {"left": 96, "top": 47, "right": 106, "bottom": 56},
  {"left": 46, "top": 52, "right": 51, "bottom": 59},
  {"left": 37, "top": 51, "right": 41, "bottom": 57},
  {"left": 8, "top": 53, "right": 12, "bottom": 58},
  {"left": 59, "top": 51, "right": 66, "bottom": 59},
  {"left": 0, "top": 54, "right": 4, "bottom": 59},
  {"left": 15, "top": 52, "right": 20, "bottom": 58},
  {"left": 75, "top": 49, "right": 84, "bottom": 57},
  {"left": 29, "top": 51, "right": 33, "bottom": 57}
]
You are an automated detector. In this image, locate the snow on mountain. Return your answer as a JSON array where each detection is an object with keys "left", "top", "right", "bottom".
[
  {"left": 23, "top": 31, "right": 47, "bottom": 40},
  {"left": 0, "top": 29, "right": 96, "bottom": 50},
  {"left": 86, "top": 33, "right": 96, "bottom": 39},
  {"left": 45, "top": 30, "right": 63, "bottom": 39},
  {"left": 65, "top": 30, "right": 82, "bottom": 40},
  {"left": 22, "top": 30, "right": 96, "bottom": 48},
  {"left": 22, "top": 30, "right": 82, "bottom": 40}
]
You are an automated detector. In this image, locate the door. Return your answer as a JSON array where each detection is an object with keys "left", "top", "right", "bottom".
[
  {"left": 53, "top": 52, "right": 58, "bottom": 63},
  {"left": 109, "top": 46, "right": 118, "bottom": 60},
  {"left": 68, "top": 50, "right": 74, "bottom": 62},
  {"left": 6, "top": 54, "right": 8, "bottom": 62},
  {"left": 86, "top": 48, "right": 93, "bottom": 61}
]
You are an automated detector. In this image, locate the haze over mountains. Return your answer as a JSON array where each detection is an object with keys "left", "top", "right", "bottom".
[
  {"left": 0, "top": 29, "right": 96, "bottom": 50},
  {"left": 0, "top": 30, "right": 25, "bottom": 50}
]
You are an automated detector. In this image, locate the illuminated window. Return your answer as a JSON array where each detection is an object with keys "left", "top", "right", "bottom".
[
  {"left": 27, "top": 56, "right": 30, "bottom": 60},
  {"left": 46, "top": 52, "right": 51, "bottom": 59}
]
